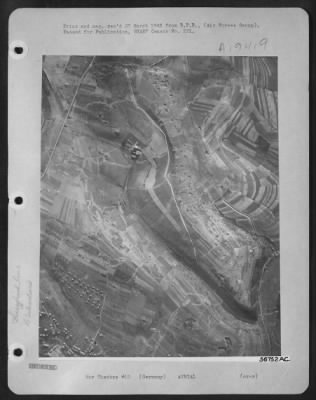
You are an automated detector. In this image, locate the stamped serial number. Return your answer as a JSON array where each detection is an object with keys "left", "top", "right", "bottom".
[{"left": 259, "top": 356, "right": 290, "bottom": 362}]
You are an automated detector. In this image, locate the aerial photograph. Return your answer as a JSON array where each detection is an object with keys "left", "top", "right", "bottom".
[{"left": 40, "top": 56, "right": 280, "bottom": 357}]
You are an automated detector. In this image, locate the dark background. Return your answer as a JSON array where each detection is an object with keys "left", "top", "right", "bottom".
[{"left": 0, "top": 0, "right": 314, "bottom": 399}]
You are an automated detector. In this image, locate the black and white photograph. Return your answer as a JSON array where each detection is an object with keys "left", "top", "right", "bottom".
[{"left": 40, "top": 55, "right": 280, "bottom": 357}]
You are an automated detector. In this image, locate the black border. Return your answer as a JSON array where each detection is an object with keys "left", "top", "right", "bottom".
[{"left": 0, "top": 1, "right": 314, "bottom": 399}]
